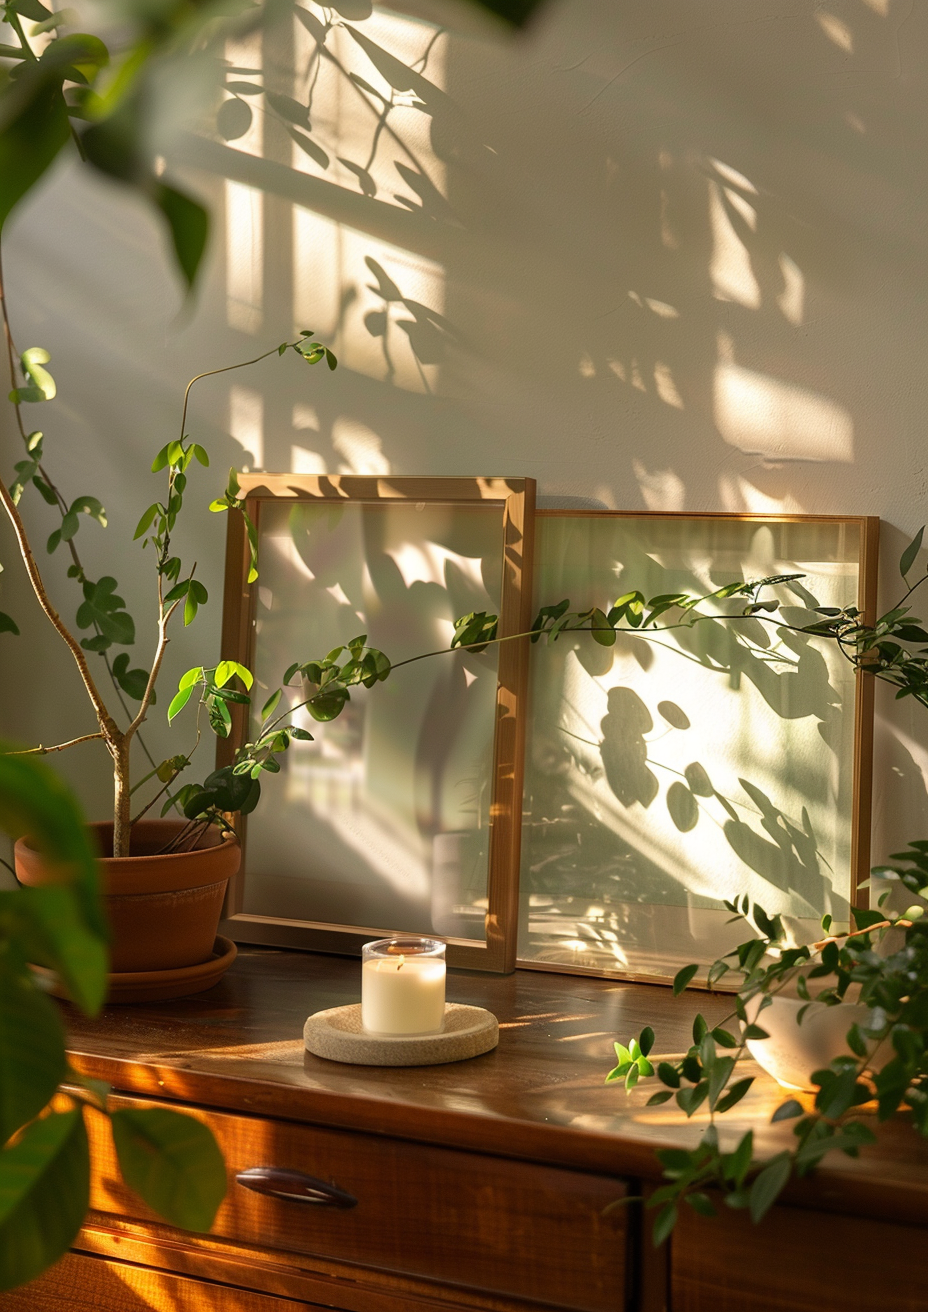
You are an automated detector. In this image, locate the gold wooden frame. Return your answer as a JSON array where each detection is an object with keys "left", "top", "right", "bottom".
[
  {"left": 218, "top": 475, "right": 535, "bottom": 973},
  {"left": 517, "top": 510, "right": 880, "bottom": 985}
]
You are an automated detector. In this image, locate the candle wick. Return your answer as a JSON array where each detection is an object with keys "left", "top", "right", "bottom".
[{"left": 397, "top": 955, "right": 405, "bottom": 971}]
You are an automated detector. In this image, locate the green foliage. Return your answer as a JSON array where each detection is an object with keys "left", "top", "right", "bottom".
[
  {"left": 9, "top": 347, "right": 55, "bottom": 404},
  {"left": 0, "top": 756, "right": 227, "bottom": 1289},
  {"left": 110, "top": 1107, "right": 226, "bottom": 1232},
  {"left": 0, "top": 1108, "right": 89, "bottom": 1291},
  {"left": 608, "top": 865, "right": 928, "bottom": 1244}
]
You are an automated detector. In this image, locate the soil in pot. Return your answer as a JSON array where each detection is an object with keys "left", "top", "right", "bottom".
[{"left": 15, "top": 818, "right": 241, "bottom": 974}]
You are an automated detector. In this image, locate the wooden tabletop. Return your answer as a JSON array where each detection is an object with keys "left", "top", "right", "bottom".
[{"left": 65, "top": 947, "right": 928, "bottom": 1225}]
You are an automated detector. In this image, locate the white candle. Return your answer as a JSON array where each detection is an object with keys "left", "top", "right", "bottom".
[{"left": 361, "top": 938, "right": 446, "bottom": 1036}]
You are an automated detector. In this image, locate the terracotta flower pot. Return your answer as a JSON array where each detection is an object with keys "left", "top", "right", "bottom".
[{"left": 15, "top": 818, "right": 241, "bottom": 974}]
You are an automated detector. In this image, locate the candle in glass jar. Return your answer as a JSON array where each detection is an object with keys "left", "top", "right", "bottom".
[{"left": 361, "top": 937, "right": 446, "bottom": 1036}]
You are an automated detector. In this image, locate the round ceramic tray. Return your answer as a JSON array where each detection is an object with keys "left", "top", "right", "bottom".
[
  {"left": 33, "top": 936, "right": 238, "bottom": 1005},
  {"left": 304, "top": 1003, "right": 499, "bottom": 1067}
]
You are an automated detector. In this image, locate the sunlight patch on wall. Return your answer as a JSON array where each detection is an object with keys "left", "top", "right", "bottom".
[
  {"left": 718, "top": 474, "right": 804, "bottom": 515},
  {"left": 293, "top": 209, "right": 446, "bottom": 394},
  {"left": 777, "top": 253, "right": 804, "bottom": 325},
  {"left": 225, "top": 181, "right": 264, "bottom": 333},
  {"left": 229, "top": 383, "right": 263, "bottom": 469},
  {"left": 291, "top": 444, "right": 327, "bottom": 473},
  {"left": 715, "top": 360, "right": 853, "bottom": 464},
  {"left": 709, "top": 178, "right": 760, "bottom": 309},
  {"left": 816, "top": 11, "right": 854, "bottom": 52},
  {"left": 332, "top": 416, "right": 391, "bottom": 475},
  {"left": 632, "top": 459, "right": 685, "bottom": 511},
  {"left": 291, "top": 5, "right": 447, "bottom": 215}
]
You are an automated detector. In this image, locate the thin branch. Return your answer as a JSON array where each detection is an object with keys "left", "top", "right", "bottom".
[
  {"left": 179, "top": 347, "right": 283, "bottom": 442},
  {"left": 0, "top": 471, "right": 117, "bottom": 736},
  {"left": 811, "top": 919, "right": 910, "bottom": 952},
  {"left": 3, "top": 732, "right": 105, "bottom": 756}
]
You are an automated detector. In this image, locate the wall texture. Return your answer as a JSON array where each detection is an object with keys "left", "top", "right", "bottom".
[{"left": 1, "top": 0, "right": 926, "bottom": 865}]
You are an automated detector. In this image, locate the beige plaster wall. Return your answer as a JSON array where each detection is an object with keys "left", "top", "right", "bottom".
[{"left": 1, "top": 0, "right": 926, "bottom": 867}]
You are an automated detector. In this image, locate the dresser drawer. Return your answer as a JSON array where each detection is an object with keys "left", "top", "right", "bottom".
[
  {"left": 673, "top": 1205, "right": 928, "bottom": 1312},
  {"left": 0, "top": 1249, "right": 320, "bottom": 1312},
  {"left": 89, "top": 1097, "right": 627, "bottom": 1312}
]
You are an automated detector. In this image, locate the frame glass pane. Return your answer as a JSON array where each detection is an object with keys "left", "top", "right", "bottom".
[
  {"left": 242, "top": 498, "right": 504, "bottom": 942},
  {"left": 518, "top": 514, "right": 869, "bottom": 984}
]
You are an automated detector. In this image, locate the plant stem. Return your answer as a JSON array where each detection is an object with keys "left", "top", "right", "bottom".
[
  {"left": 3, "top": 733, "right": 105, "bottom": 756},
  {"left": 178, "top": 347, "right": 284, "bottom": 441},
  {"left": 112, "top": 735, "right": 132, "bottom": 855},
  {"left": 0, "top": 471, "right": 117, "bottom": 734}
]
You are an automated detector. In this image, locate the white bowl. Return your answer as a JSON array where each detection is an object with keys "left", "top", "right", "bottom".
[{"left": 745, "top": 995, "right": 870, "bottom": 1091}]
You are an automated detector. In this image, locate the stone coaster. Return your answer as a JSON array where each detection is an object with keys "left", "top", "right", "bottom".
[{"left": 303, "top": 1003, "right": 499, "bottom": 1067}]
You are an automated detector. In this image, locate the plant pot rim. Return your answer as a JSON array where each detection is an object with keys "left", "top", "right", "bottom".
[{"left": 14, "top": 819, "right": 241, "bottom": 897}]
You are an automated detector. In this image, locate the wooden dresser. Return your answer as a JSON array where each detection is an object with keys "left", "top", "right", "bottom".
[{"left": 4, "top": 949, "right": 928, "bottom": 1312}]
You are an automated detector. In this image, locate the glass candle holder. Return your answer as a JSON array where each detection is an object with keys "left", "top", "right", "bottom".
[{"left": 361, "top": 937, "right": 446, "bottom": 1037}]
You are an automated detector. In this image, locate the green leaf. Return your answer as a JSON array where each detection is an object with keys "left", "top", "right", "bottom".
[
  {"left": 111, "top": 653, "right": 150, "bottom": 702},
  {"left": 261, "top": 689, "right": 282, "bottom": 720},
  {"left": 46, "top": 528, "right": 61, "bottom": 554},
  {"left": 167, "top": 685, "right": 194, "bottom": 722},
  {"left": 0, "top": 612, "right": 19, "bottom": 637},
  {"left": 673, "top": 963, "right": 698, "bottom": 996},
  {"left": 11, "top": 0, "right": 53, "bottom": 20},
  {"left": 638, "top": 1026, "right": 655, "bottom": 1058},
  {"left": 31, "top": 475, "right": 58, "bottom": 506},
  {"left": 0, "top": 753, "right": 103, "bottom": 943},
  {"left": 191, "top": 444, "right": 209, "bottom": 467},
  {"left": 651, "top": 1203, "right": 678, "bottom": 1247},
  {"left": 59, "top": 510, "right": 79, "bottom": 541},
  {"left": 900, "top": 526, "right": 924, "bottom": 578},
  {"left": 686, "top": 1192, "right": 716, "bottom": 1218},
  {"left": 771, "top": 1099, "right": 804, "bottom": 1123},
  {"left": 133, "top": 503, "right": 160, "bottom": 539},
  {"left": 151, "top": 444, "right": 171, "bottom": 473},
  {"left": 12, "top": 346, "right": 56, "bottom": 403},
  {"left": 110, "top": 1107, "right": 226, "bottom": 1232},
  {"left": 178, "top": 666, "right": 203, "bottom": 692},
  {"left": 0, "top": 63, "right": 69, "bottom": 236},
  {"left": 155, "top": 183, "right": 209, "bottom": 291},
  {"left": 184, "top": 591, "right": 199, "bottom": 626},
  {"left": 69, "top": 495, "right": 106, "bottom": 527},
  {"left": 5, "top": 885, "right": 106, "bottom": 1016},
  {"left": 325, "top": 347, "right": 337, "bottom": 370},
  {"left": 0, "top": 1108, "right": 89, "bottom": 1291},
  {"left": 0, "top": 955, "right": 66, "bottom": 1144},
  {"left": 715, "top": 1077, "right": 754, "bottom": 1113},
  {"left": 749, "top": 1152, "right": 792, "bottom": 1223},
  {"left": 590, "top": 607, "right": 616, "bottom": 646}
]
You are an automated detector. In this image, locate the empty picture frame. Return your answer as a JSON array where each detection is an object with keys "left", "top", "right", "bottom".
[
  {"left": 518, "top": 512, "right": 878, "bottom": 986},
  {"left": 218, "top": 475, "right": 534, "bottom": 972}
]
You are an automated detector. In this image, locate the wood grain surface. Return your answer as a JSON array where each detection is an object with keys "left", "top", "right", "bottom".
[
  {"left": 63, "top": 947, "right": 928, "bottom": 1224},
  {"left": 86, "top": 1092, "right": 627, "bottom": 1311},
  {"left": 673, "top": 1204, "right": 928, "bottom": 1312}
]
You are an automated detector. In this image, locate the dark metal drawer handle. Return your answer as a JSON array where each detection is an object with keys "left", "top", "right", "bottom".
[{"left": 236, "top": 1167, "right": 357, "bottom": 1209}]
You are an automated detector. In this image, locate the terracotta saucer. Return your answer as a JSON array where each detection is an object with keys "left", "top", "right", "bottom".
[{"left": 34, "top": 936, "right": 238, "bottom": 1005}]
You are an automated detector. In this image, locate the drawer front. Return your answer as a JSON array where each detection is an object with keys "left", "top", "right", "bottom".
[
  {"left": 89, "top": 1097, "right": 628, "bottom": 1312},
  {"left": 0, "top": 1250, "right": 319, "bottom": 1312},
  {"left": 674, "top": 1206, "right": 928, "bottom": 1312}
]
